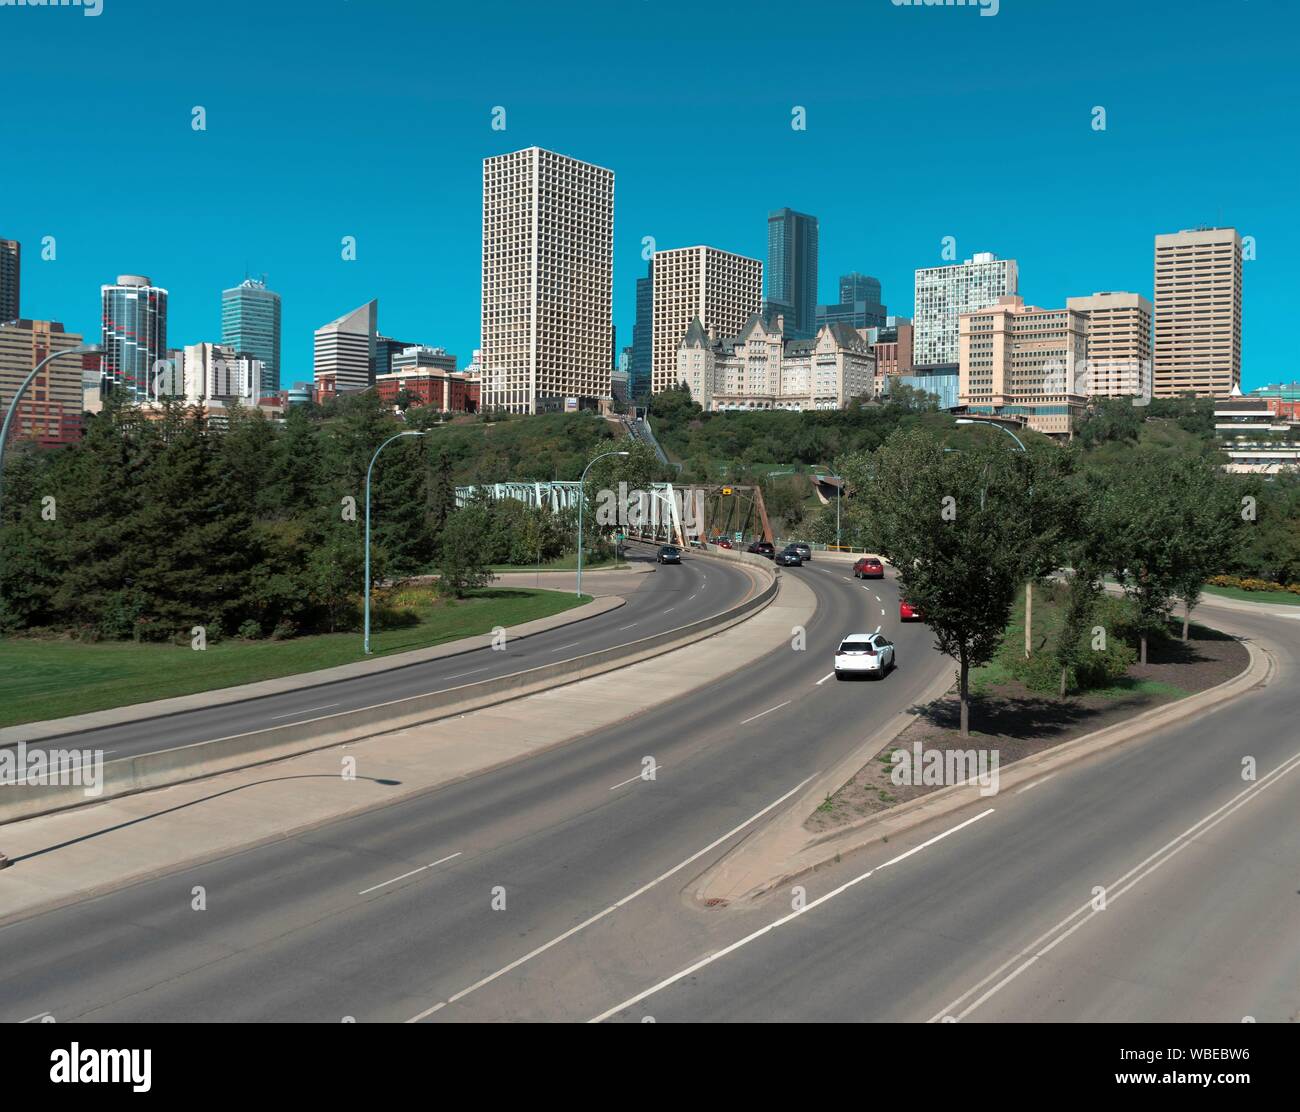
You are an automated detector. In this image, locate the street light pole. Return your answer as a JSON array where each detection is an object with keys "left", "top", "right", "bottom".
[
  {"left": 576, "top": 449, "right": 629, "bottom": 599},
  {"left": 0, "top": 343, "right": 101, "bottom": 515},
  {"left": 0, "top": 343, "right": 99, "bottom": 869},
  {"left": 364, "top": 430, "right": 428, "bottom": 654}
]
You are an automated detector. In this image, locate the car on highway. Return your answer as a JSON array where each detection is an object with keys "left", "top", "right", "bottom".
[
  {"left": 853, "top": 556, "right": 885, "bottom": 579},
  {"left": 746, "top": 540, "right": 776, "bottom": 559},
  {"left": 775, "top": 546, "right": 804, "bottom": 567},
  {"left": 788, "top": 542, "right": 812, "bottom": 561},
  {"left": 899, "top": 599, "right": 923, "bottom": 621},
  {"left": 657, "top": 545, "right": 682, "bottom": 564},
  {"left": 712, "top": 536, "right": 733, "bottom": 549},
  {"left": 834, "top": 630, "right": 896, "bottom": 679}
]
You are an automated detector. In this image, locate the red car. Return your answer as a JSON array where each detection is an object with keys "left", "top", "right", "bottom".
[
  {"left": 853, "top": 557, "right": 884, "bottom": 579},
  {"left": 899, "top": 599, "right": 923, "bottom": 621},
  {"left": 713, "top": 537, "right": 733, "bottom": 549}
]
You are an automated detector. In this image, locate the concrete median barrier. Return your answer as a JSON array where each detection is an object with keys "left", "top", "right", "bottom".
[{"left": 0, "top": 549, "right": 777, "bottom": 825}]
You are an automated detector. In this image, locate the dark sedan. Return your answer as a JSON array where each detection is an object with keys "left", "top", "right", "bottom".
[
  {"left": 746, "top": 541, "right": 776, "bottom": 559},
  {"left": 775, "top": 546, "right": 804, "bottom": 567},
  {"left": 657, "top": 546, "right": 682, "bottom": 564}
]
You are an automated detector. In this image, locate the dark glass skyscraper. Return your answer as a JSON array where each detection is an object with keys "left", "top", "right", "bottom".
[
  {"left": 766, "top": 208, "right": 819, "bottom": 339},
  {"left": 816, "top": 272, "right": 887, "bottom": 332},
  {"left": 221, "top": 278, "right": 282, "bottom": 393},
  {"left": 630, "top": 259, "right": 653, "bottom": 400},
  {"left": 0, "top": 238, "right": 19, "bottom": 323}
]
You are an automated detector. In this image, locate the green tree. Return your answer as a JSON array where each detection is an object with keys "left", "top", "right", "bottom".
[{"left": 437, "top": 505, "right": 496, "bottom": 597}]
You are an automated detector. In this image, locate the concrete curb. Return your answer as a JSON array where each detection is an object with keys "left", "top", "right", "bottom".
[
  {"left": 1, "top": 592, "right": 636, "bottom": 747},
  {"left": 1, "top": 550, "right": 778, "bottom": 826},
  {"left": 695, "top": 626, "right": 1268, "bottom": 906}
]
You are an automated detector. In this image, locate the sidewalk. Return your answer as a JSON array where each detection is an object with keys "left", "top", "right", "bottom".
[
  {"left": 0, "top": 572, "right": 815, "bottom": 926},
  {"left": 1, "top": 567, "right": 648, "bottom": 746}
]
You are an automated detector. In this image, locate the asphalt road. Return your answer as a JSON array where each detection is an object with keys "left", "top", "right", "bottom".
[
  {"left": 7, "top": 541, "right": 755, "bottom": 763},
  {"left": 0, "top": 559, "right": 951, "bottom": 1021}
]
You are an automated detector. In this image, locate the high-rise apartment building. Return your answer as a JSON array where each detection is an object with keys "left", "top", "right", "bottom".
[
  {"left": 481, "top": 146, "right": 614, "bottom": 413},
  {"left": 0, "top": 320, "right": 84, "bottom": 446},
  {"left": 914, "top": 252, "right": 1018, "bottom": 370},
  {"left": 0, "top": 238, "right": 19, "bottom": 323},
  {"left": 1153, "top": 227, "right": 1242, "bottom": 398},
  {"left": 629, "top": 261, "right": 653, "bottom": 401},
  {"left": 816, "top": 272, "right": 887, "bottom": 332},
  {"left": 101, "top": 275, "right": 168, "bottom": 399},
  {"left": 958, "top": 295, "right": 1087, "bottom": 438},
  {"left": 1065, "top": 291, "right": 1152, "bottom": 399},
  {"left": 221, "top": 278, "right": 282, "bottom": 394},
  {"left": 313, "top": 300, "right": 378, "bottom": 394},
  {"left": 651, "top": 246, "right": 762, "bottom": 395},
  {"left": 766, "top": 208, "right": 819, "bottom": 340},
  {"left": 181, "top": 342, "right": 262, "bottom": 404}
]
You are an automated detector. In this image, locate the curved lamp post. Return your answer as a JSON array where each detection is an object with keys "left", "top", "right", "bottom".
[
  {"left": 0, "top": 343, "right": 101, "bottom": 514},
  {"left": 575, "top": 450, "right": 629, "bottom": 599},
  {"left": 364, "top": 430, "right": 428, "bottom": 654},
  {"left": 0, "top": 343, "right": 99, "bottom": 870}
]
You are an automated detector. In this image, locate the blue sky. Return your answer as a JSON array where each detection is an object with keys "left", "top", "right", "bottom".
[{"left": 2, "top": 0, "right": 1295, "bottom": 389}]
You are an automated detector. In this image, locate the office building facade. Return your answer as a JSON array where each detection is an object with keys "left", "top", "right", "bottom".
[
  {"left": 481, "top": 146, "right": 615, "bottom": 413},
  {"left": 630, "top": 261, "right": 653, "bottom": 400},
  {"left": 1153, "top": 227, "right": 1242, "bottom": 398},
  {"left": 221, "top": 278, "right": 281, "bottom": 393},
  {"left": 914, "top": 252, "right": 1018, "bottom": 370},
  {"left": 766, "top": 208, "right": 818, "bottom": 340},
  {"left": 816, "top": 272, "right": 887, "bottom": 332},
  {"left": 0, "top": 238, "right": 19, "bottom": 323},
  {"left": 0, "top": 319, "right": 84, "bottom": 446},
  {"left": 101, "top": 275, "right": 168, "bottom": 399},
  {"left": 1065, "top": 291, "right": 1152, "bottom": 399},
  {"left": 651, "top": 246, "right": 762, "bottom": 395},
  {"left": 959, "top": 295, "right": 1087, "bottom": 437},
  {"left": 313, "top": 300, "right": 378, "bottom": 394}
]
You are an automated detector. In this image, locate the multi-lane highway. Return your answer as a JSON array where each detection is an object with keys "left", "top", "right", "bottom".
[
  {"left": 2, "top": 541, "right": 756, "bottom": 763},
  {"left": 0, "top": 557, "right": 950, "bottom": 1021},
  {"left": 2, "top": 570, "right": 1295, "bottom": 1023}
]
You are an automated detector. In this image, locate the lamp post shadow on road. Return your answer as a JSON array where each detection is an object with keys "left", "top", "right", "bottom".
[
  {"left": 576, "top": 449, "right": 629, "bottom": 599},
  {"left": 363, "top": 430, "right": 429, "bottom": 655}
]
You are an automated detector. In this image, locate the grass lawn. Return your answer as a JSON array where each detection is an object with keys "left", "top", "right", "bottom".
[
  {"left": 488, "top": 554, "right": 628, "bottom": 572},
  {"left": 1202, "top": 583, "right": 1300, "bottom": 606},
  {"left": 0, "top": 587, "right": 586, "bottom": 729}
]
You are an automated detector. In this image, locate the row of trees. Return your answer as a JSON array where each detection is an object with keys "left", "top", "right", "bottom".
[
  {"left": 0, "top": 394, "right": 655, "bottom": 642},
  {"left": 838, "top": 429, "right": 1245, "bottom": 736}
]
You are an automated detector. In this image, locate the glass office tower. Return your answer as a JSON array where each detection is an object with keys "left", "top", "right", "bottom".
[{"left": 221, "top": 278, "right": 282, "bottom": 393}]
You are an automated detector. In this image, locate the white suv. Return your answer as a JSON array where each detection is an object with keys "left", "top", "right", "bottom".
[{"left": 834, "top": 630, "right": 896, "bottom": 679}]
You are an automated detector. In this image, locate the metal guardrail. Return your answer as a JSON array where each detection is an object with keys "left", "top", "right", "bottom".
[{"left": 0, "top": 548, "right": 778, "bottom": 825}]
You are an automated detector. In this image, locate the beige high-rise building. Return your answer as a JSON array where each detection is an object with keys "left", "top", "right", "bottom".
[
  {"left": 481, "top": 146, "right": 614, "bottom": 414},
  {"left": 1153, "top": 227, "right": 1242, "bottom": 398},
  {"left": 0, "top": 319, "right": 84, "bottom": 446},
  {"left": 959, "top": 296, "right": 1088, "bottom": 438},
  {"left": 1065, "top": 292, "right": 1152, "bottom": 399},
  {"left": 651, "top": 246, "right": 762, "bottom": 395}
]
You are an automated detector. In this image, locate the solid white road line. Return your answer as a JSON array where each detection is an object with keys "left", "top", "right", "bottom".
[
  {"left": 589, "top": 808, "right": 996, "bottom": 1022},
  {"left": 271, "top": 704, "right": 339, "bottom": 720},
  {"left": 815, "top": 672, "right": 835, "bottom": 685},
  {"left": 358, "top": 852, "right": 462, "bottom": 897},
  {"left": 739, "top": 701, "right": 791, "bottom": 725},
  {"left": 20, "top": 1011, "right": 52, "bottom": 1023},
  {"left": 927, "top": 750, "right": 1300, "bottom": 1022},
  {"left": 404, "top": 775, "right": 815, "bottom": 1023},
  {"left": 609, "top": 767, "right": 664, "bottom": 791}
]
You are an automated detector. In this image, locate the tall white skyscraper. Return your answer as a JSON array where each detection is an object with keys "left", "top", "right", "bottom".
[
  {"left": 481, "top": 146, "right": 614, "bottom": 413},
  {"left": 913, "top": 252, "right": 1018, "bottom": 369},
  {"left": 313, "top": 300, "right": 377, "bottom": 393},
  {"left": 651, "top": 246, "right": 762, "bottom": 395}
]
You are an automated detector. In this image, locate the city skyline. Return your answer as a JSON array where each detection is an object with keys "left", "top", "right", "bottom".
[{"left": 2, "top": 0, "right": 1290, "bottom": 393}]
